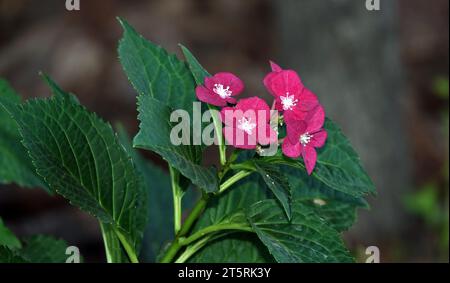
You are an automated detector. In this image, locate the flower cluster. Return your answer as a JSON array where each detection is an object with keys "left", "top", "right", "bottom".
[{"left": 195, "top": 62, "right": 327, "bottom": 174}]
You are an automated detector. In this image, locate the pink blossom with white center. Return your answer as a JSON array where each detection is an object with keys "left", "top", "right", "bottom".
[
  {"left": 196, "top": 72, "right": 244, "bottom": 107},
  {"left": 221, "top": 97, "right": 278, "bottom": 149},
  {"left": 282, "top": 105, "right": 327, "bottom": 175}
]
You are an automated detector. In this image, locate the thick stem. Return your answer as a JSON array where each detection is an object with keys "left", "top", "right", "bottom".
[
  {"left": 179, "top": 195, "right": 209, "bottom": 236},
  {"left": 160, "top": 240, "right": 181, "bottom": 264},
  {"left": 159, "top": 195, "right": 209, "bottom": 263},
  {"left": 160, "top": 169, "right": 254, "bottom": 263},
  {"left": 175, "top": 235, "right": 212, "bottom": 263}
]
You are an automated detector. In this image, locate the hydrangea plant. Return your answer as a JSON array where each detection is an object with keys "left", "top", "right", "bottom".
[{"left": 0, "top": 18, "right": 375, "bottom": 263}]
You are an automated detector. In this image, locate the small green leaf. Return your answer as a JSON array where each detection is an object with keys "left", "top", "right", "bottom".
[
  {"left": 0, "top": 218, "right": 21, "bottom": 249},
  {"left": 134, "top": 95, "right": 218, "bottom": 192},
  {"left": 247, "top": 199, "right": 354, "bottom": 263},
  {"left": 9, "top": 77, "right": 148, "bottom": 257},
  {"left": 252, "top": 160, "right": 292, "bottom": 220},
  {"left": 0, "top": 78, "right": 48, "bottom": 190}
]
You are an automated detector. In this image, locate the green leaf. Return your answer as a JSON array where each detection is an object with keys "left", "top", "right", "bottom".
[
  {"left": 285, "top": 166, "right": 367, "bottom": 231},
  {"left": 180, "top": 45, "right": 227, "bottom": 165},
  {"left": 0, "top": 78, "right": 47, "bottom": 190},
  {"left": 0, "top": 218, "right": 21, "bottom": 249},
  {"left": 9, "top": 77, "right": 148, "bottom": 257},
  {"left": 117, "top": 125, "right": 199, "bottom": 262},
  {"left": 118, "top": 20, "right": 217, "bottom": 193},
  {"left": 252, "top": 160, "right": 292, "bottom": 220},
  {"left": 189, "top": 176, "right": 274, "bottom": 263},
  {"left": 265, "top": 118, "right": 375, "bottom": 198},
  {"left": 118, "top": 18, "right": 196, "bottom": 111},
  {"left": 286, "top": 166, "right": 369, "bottom": 208},
  {"left": 134, "top": 95, "right": 218, "bottom": 192},
  {"left": 189, "top": 234, "right": 274, "bottom": 263},
  {"left": 301, "top": 199, "right": 357, "bottom": 232},
  {"left": 247, "top": 199, "right": 354, "bottom": 263},
  {"left": 19, "top": 235, "right": 69, "bottom": 263},
  {"left": 0, "top": 246, "right": 28, "bottom": 263}
]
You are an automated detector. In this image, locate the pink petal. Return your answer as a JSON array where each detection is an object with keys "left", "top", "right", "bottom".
[
  {"left": 285, "top": 119, "right": 306, "bottom": 145},
  {"left": 263, "top": 72, "right": 278, "bottom": 97},
  {"left": 305, "top": 105, "right": 325, "bottom": 133},
  {"left": 196, "top": 86, "right": 227, "bottom": 107},
  {"left": 257, "top": 124, "right": 278, "bottom": 146},
  {"left": 206, "top": 72, "right": 244, "bottom": 96},
  {"left": 220, "top": 106, "right": 240, "bottom": 127},
  {"left": 302, "top": 146, "right": 317, "bottom": 175},
  {"left": 236, "top": 97, "right": 271, "bottom": 123},
  {"left": 274, "top": 98, "right": 284, "bottom": 112},
  {"left": 223, "top": 127, "right": 256, "bottom": 149},
  {"left": 246, "top": 131, "right": 258, "bottom": 148},
  {"left": 298, "top": 88, "right": 319, "bottom": 111},
  {"left": 311, "top": 130, "right": 327, "bottom": 148},
  {"left": 204, "top": 77, "right": 216, "bottom": 90},
  {"left": 283, "top": 107, "right": 307, "bottom": 125},
  {"left": 269, "top": 61, "right": 283, "bottom": 72},
  {"left": 270, "top": 70, "right": 303, "bottom": 97},
  {"left": 282, "top": 139, "right": 302, "bottom": 158}
]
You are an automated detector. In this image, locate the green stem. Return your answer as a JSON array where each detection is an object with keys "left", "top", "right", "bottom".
[
  {"left": 179, "top": 195, "right": 209, "bottom": 236},
  {"left": 179, "top": 223, "right": 252, "bottom": 246},
  {"left": 159, "top": 195, "right": 209, "bottom": 263},
  {"left": 209, "top": 105, "right": 226, "bottom": 166},
  {"left": 115, "top": 229, "right": 139, "bottom": 263},
  {"left": 219, "top": 170, "right": 253, "bottom": 194},
  {"left": 99, "top": 223, "right": 114, "bottom": 263},
  {"left": 175, "top": 235, "right": 212, "bottom": 263},
  {"left": 159, "top": 169, "right": 254, "bottom": 263},
  {"left": 160, "top": 240, "right": 181, "bottom": 264},
  {"left": 169, "top": 166, "right": 182, "bottom": 234}
]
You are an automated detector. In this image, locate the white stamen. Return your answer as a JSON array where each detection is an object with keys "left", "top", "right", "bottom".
[
  {"left": 300, "top": 132, "right": 312, "bottom": 145},
  {"left": 237, "top": 117, "right": 256, "bottom": 135},
  {"left": 213, "top": 83, "right": 232, "bottom": 99},
  {"left": 280, "top": 92, "right": 298, "bottom": 111}
]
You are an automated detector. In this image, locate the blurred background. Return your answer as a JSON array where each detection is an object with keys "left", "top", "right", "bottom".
[{"left": 0, "top": 0, "right": 448, "bottom": 262}]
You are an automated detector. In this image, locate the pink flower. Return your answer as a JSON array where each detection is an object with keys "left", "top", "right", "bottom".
[
  {"left": 263, "top": 62, "right": 319, "bottom": 123},
  {"left": 221, "top": 97, "right": 278, "bottom": 149},
  {"left": 282, "top": 105, "right": 327, "bottom": 175},
  {"left": 196, "top": 72, "right": 244, "bottom": 107}
]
